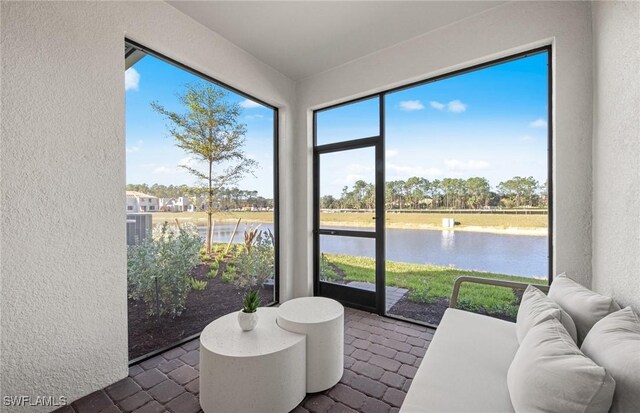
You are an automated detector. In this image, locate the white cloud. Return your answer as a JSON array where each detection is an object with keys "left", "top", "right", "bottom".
[
  {"left": 447, "top": 100, "right": 467, "bottom": 113},
  {"left": 245, "top": 114, "right": 265, "bottom": 120},
  {"left": 126, "top": 140, "right": 143, "bottom": 153},
  {"left": 444, "top": 159, "right": 490, "bottom": 171},
  {"left": 387, "top": 163, "right": 443, "bottom": 178},
  {"left": 346, "top": 163, "right": 373, "bottom": 174},
  {"left": 519, "top": 135, "right": 533, "bottom": 142},
  {"left": 529, "top": 118, "right": 547, "bottom": 128},
  {"left": 385, "top": 149, "right": 399, "bottom": 158},
  {"left": 344, "top": 174, "right": 366, "bottom": 183},
  {"left": 430, "top": 100, "right": 467, "bottom": 113},
  {"left": 125, "top": 68, "right": 140, "bottom": 91},
  {"left": 153, "top": 165, "right": 178, "bottom": 175},
  {"left": 239, "top": 99, "right": 262, "bottom": 109},
  {"left": 332, "top": 173, "right": 366, "bottom": 188},
  {"left": 399, "top": 100, "right": 425, "bottom": 111}
]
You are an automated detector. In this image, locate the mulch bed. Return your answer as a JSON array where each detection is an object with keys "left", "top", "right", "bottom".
[
  {"left": 128, "top": 263, "right": 274, "bottom": 360},
  {"left": 388, "top": 295, "right": 518, "bottom": 326},
  {"left": 388, "top": 297, "right": 451, "bottom": 325}
]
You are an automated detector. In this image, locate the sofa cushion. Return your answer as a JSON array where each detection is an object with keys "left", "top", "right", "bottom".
[
  {"left": 548, "top": 273, "right": 620, "bottom": 343},
  {"left": 581, "top": 307, "right": 640, "bottom": 413},
  {"left": 401, "top": 309, "right": 518, "bottom": 413},
  {"left": 517, "top": 284, "right": 577, "bottom": 344},
  {"left": 508, "top": 318, "right": 616, "bottom": 413}
]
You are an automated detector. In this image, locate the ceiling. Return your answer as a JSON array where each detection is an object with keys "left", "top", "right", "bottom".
[{"left": 168, "top": 1, "right": 506, "bottom": 81}]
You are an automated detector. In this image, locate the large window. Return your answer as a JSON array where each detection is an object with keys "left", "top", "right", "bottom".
[
  {"left": 125, "top": 41, "right": 278, "bottom": 361},
  {"left": 314, "top": 48, "right": 551, "bottom": 326}
]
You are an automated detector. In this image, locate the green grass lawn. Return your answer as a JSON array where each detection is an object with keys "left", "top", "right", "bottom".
[{"left": 325, "top": 254, "right": 547, "bottom": 318}]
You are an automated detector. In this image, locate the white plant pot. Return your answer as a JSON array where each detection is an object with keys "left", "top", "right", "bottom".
[{"left": 238, "top": 310, "right": 259, "bottom": 331}]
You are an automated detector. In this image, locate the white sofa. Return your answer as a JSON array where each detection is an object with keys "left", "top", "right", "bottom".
[
  {"left": 401, "top": 277, "right": 548, "bottom": 413},
  {"left": 402, "top": 275, "right": 639, "bottom": 413}
]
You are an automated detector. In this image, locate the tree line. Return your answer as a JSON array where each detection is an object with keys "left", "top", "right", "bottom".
[
  {"left": 126, "top": 183, "right": 273, "bottom": 210},
  {"left": 321, "top": 176, "right": 547, "bottom": 210}
]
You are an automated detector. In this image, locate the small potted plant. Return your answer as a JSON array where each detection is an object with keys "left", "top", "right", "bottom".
[{"left": 238, "top": 290, "right": 261, "bottom": 331}]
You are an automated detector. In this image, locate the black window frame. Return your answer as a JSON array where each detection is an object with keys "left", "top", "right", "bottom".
[
  {"left": 125, "top": 38, "right": 280, "bottom": 364},
  {"left": 313, "top": 45, "right": 553, "bottom": 324}
]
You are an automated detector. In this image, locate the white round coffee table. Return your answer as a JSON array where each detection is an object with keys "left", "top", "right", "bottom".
[
  {"left": 277, "top": 297, "right": 344, "bottom": 392},
  {"left": 199, "top": 307, "right": 306, "bottom": 413}
]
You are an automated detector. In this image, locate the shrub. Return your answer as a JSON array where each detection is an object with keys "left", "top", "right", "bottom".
[
  {"left": 208, "top": 262, "right": 219, "bottom": 278},
  {"left": 188, "top": 277, "right": 208, "bottom": 291},
  {"left": 233, "top": 230, "right": 274, "bottom": 289},
  {"left": 320, "top": 253, "right": 339, "bottom": 282},
  {"left": 128, "top": 222, "right": 202, "bottom": 317},
  {"left": 222, "top": 266, "right": 237, "bottom": 283}
]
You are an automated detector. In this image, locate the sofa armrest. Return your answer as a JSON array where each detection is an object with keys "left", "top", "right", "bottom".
[{"left": 449, "top": 276, "right": 549, "bottom": 308}]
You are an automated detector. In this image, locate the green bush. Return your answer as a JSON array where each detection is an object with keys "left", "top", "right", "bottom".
[
  {"left": 222, "top": 265, "right": 237, "bottom": 283},
  {"left": 320, "top": 253, "right": 339, "bottom": 282},
  {"left": 188, "top": 277, "right": 208, "bottom": 291},
  {"left": 208, "top": 262, "right": 219, "bottom": 278},
  {"left": 233, "top": 230, "right": 274, "bottom": 289},
  {"left": 128, "top": 222, "right": 202, "bottom": 317}
]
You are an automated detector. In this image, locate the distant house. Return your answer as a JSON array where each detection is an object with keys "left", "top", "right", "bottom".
[
  {"left": 159, "top": 197, "right": 176, "bottom": 212},
  {"left": 159, "top": 196, "right": 195, "bottom": 212},
  {"left": 126, "top": 191, "right": 159, "bottom": 212}
]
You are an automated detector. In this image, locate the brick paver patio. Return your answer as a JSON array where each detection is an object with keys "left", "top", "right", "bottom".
[{"left": 56, "top": 307, "right": 434, "bottom": 413}]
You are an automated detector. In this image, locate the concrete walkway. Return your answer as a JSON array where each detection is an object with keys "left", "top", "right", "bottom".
[{"left": 347, "top": 282, "right": 409, "bottom": 311}]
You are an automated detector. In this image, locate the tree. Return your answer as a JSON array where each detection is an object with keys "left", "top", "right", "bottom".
[
  {"left": 465, "top": 177, "right": 490, "bottom": 209},
  {"left": 429, "top": 179, "right": 442, "bottom": 208},
  {"left": 152, "top": 83, "right": 257, "bottom": 254},
  {"left": 442, "top": 178, "right": 466, "bottom": 208},
  {"left": 497, "top": 176, "right": 539, "bottom": 208},
  {"left": 404, "top": 177, "right": 429, "bottom": 209}
]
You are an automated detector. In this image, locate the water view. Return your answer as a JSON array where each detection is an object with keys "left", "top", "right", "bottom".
[{"left": 203, "top": 222, "right": 547, "bottom": 278}]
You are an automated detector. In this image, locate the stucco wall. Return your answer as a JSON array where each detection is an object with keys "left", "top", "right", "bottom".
[
  {"left": 591, "top": 1, "right": 640, "bottom": 310},
  {"left": 0, "top": 1, "right": 295, "bottom": 409},
  {"left": 292, "top": 1, "right": 594, "bottom": 297}
]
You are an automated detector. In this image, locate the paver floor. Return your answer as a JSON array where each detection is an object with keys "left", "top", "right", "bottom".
[{"left": 56, "top": 307, "right": 434, "bottom": 413}]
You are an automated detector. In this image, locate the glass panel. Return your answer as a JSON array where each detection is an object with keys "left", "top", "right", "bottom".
[
  {"left": 384, "top": 51, "right": 550, "bottom": 325},
  {"left": 319, "top": 147, "right": 376, "bottom": 232},
  {"left": 316, "top": 97, "right": 380, "bottom": 145},
  {"left": 126, "top": 47, "right": 277, "bottom": 360},
  {"left": 320, "top": 235, "right": 376, "bottom": 293}
]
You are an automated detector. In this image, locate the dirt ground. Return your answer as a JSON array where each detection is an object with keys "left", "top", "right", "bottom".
[
  {"left": 128, "top": 263, "right": 274, "bottom": 359},
  {"left": 388, "top": 295, "right": 518, "bottom": 325}
]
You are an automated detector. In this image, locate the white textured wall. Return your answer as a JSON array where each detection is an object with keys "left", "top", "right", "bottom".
[
  {"left": 0, "top": 1, "right": 294, "bottom": 409},
  {"left": 591, "top": 1, "right": 640, "bottom": 310},
  {"left": 292, "top": 1, "right": 594, "bottom": 297}
]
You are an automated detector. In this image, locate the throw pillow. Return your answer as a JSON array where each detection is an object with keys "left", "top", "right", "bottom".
[
  {"left": 517, "top": 284, "right": 577, "bottom": 344},
  {"left": 548, "top": 273, "right": 620, "bottom": 344},
  {"left": 581, "top": 307, "right": 640, "bottom": 413},
  {"left": 508, "top": 318, "right": 616, "bottom": 413}
]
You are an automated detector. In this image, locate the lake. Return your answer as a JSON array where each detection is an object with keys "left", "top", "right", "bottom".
[{"left": 200, "top": 223, "right": 548, "bottom": 279}]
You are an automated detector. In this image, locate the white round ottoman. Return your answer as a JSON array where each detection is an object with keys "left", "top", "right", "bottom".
[
  {"left": 199, "top": 308, "right": 306, "bottom": 413},
  {"left": 277, "top": 297, "right": 344, "bottom": 392}
]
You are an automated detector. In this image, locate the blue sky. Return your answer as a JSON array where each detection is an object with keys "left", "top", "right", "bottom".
[
  {"left": 125, "top": 54, "right": 275, "bottom": 197},
  {"left": 318, "top": 51, "right": 549, "bottom": 197},
  {"left": 127, "top": 51, "right": 548, "bottom": 199}
]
